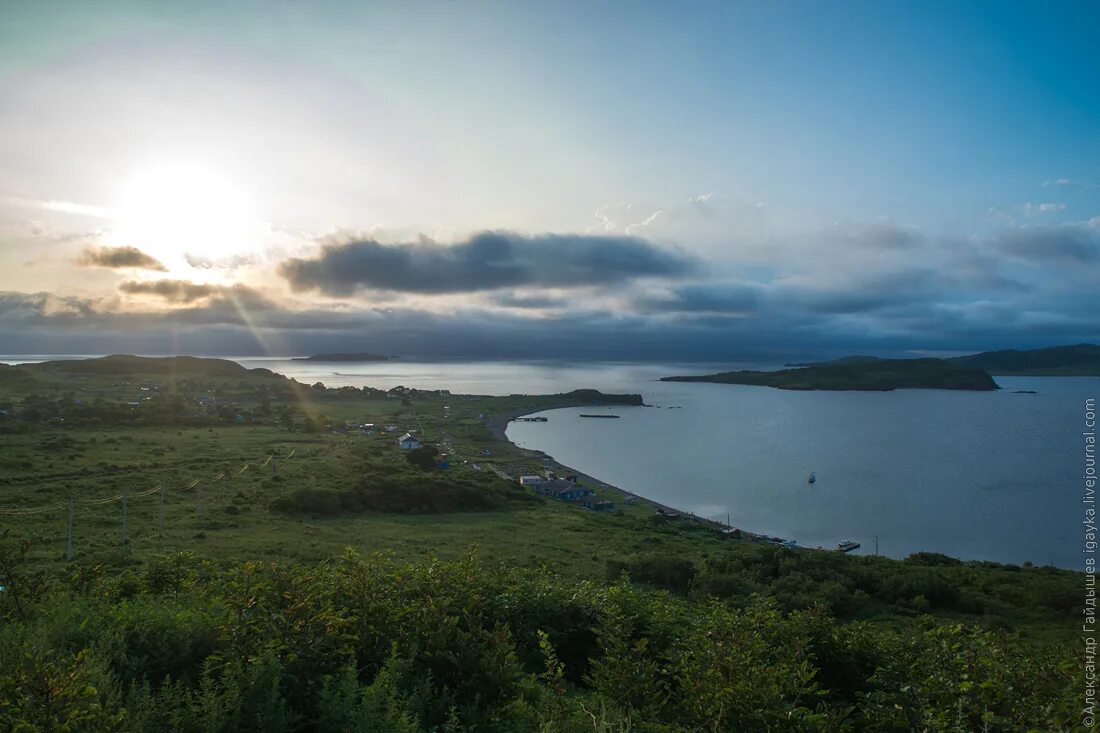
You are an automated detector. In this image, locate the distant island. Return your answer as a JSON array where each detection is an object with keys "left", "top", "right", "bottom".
[
  {"left": 946, "top": 343, "right": 1100, "bottom": 376},
  {"left": 786, "top": 343, "right": 1100, "bottom": 376},
  {"left": 662, "top": 358, "right": 999, "bottom": 391},
  {"left": 292, "top": 352, "right": 391, "bottom": 362}
]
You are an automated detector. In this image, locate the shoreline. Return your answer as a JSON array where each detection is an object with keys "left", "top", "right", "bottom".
[{"left": 487, "top": 406, "right": 761, "bottom": 539}]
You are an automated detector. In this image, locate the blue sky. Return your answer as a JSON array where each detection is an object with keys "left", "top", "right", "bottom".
[{"left": 0, "top": 0, "right": 1097, "bottom": 359}]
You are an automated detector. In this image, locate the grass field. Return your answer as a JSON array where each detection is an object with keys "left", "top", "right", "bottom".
[
  {"left": 0, "top": 357, "right": 1080, "bottom": 642},
  {"left": 0, "top": 356, "right": 1084, "bottom": 730}
]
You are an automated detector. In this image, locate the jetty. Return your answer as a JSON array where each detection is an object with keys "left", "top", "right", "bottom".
[{"left": 579, "top": 414, "right": 620, "bottom": 418}]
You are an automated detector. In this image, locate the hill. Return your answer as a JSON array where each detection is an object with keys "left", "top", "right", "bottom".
[
  {"left": 0, "top": 355, "right": 1076, "bottom": 731},
  {"left": 17, "top": 354, "right": 282, "bottom": 379},
  {"left": 662, "top": 358, "right": 998, "bottom": 391},
  {"left": 788, "top": 343, "right": 1100, "bottom": 376},
  {"left": 947, "top": 343, "right": 1100, "bottom": 375},
  {"left": 292, "top": 352, "right": 391, "bottom": 362}
]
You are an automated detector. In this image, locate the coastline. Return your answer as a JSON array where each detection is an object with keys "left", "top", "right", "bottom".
[{"left": 487, "top": 406, "right": 751, "bottom": 538}]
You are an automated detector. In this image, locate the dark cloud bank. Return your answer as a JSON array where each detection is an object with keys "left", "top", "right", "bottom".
[
  {"left": 2, "top": 222, "right": 1097, "bottom": 361},
  {"left": 279, "top": 231, "right": 696, "bottom": 294},
  {"left": 2, "top": 278, "right": 1096, "bottom": 362},
  {"left": 77, "top": 245, "right": 167, "bottom": 271}
]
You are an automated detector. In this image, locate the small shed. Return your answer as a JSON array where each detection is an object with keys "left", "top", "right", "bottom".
[{"left": 397, "top": 432, "right": 421, "bottom": 450}]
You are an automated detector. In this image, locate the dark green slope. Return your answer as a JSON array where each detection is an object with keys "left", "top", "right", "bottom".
[{"left": 947, "top": 343, "right": 1100, "bottom": 375}]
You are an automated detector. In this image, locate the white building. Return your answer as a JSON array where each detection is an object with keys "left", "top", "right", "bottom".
[{"left": 397, "top": 433, "right": 421, "bottom": 450}]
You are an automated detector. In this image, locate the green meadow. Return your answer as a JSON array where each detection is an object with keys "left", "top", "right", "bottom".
[{"left": 0, "top": 357, "right": 1083, "bottom": 731}]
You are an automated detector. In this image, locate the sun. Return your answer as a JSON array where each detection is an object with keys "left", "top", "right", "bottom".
[{"left": 110, "top": 159, "right": 259, "bottom": 268}]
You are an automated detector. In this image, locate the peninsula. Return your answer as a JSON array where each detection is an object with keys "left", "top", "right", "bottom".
[
  {"left": 662, "top": 358, "right": 999, "bottom": 391},
  {"left": 787, "top": 343, "right": 1100, "bottom": 376}
]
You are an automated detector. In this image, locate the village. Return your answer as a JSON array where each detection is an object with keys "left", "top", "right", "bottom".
[{"left": 394, "top": 426, "right": 615, "bottom": 512}]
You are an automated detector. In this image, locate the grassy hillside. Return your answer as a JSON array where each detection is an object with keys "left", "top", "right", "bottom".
[
  {"left": 662, "top": 358, "right": 999, "bottom": 391},
  {"left": 17, "top": 354, "right": 283, "bottom": 379},
  {"left": 0, "top": 355, "right": 1080, "bottom": 731}
]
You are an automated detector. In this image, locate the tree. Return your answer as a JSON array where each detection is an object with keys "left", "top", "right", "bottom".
[{"left": 405, "top": 445, "right": 438, "bottom": 470}]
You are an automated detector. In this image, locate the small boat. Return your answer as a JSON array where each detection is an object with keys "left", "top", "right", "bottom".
[
  {"left": 837, "top": 541, "right": 860, "bottom": 553},
  {"left": 807, "top": 471, "right": 816, "bottom": 484}
]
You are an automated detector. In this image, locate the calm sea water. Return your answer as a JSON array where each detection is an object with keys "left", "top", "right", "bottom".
[
  {"left": 247, "top": 358, "right": 1086, "bottom": 568},
  {"left": 511, "top": 374, "right": 1091, "bottom": 570},
  {"left": 3, "top": 356, "right": 1089, "bottom": 568}
]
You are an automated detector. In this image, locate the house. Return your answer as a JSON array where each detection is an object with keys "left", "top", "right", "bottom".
[
  {"left": 518, "top": 475, "right": 545, "bottom": 487},
  {"left": 437, "top": 453, "right": 451, "bottom": 470},
  {"left": 397, "top": 433, "right": 421, "bottom": 450},
  {"left": 578, "top": 496, "right": 615, "bottom": 512},
  {"left": 536, "top": 478, "right": 594, "bottom": 502}
]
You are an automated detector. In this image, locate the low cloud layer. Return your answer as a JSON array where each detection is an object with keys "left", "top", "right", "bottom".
[
  {"left": 119, "top": 279, "right": 218, "bottom": 303},
  {"left": 996, "top": 219, "right": 1100, "bottom": 263},
  {"left": 278, "top": 231, "right": 695, "bottom": 295},
  {"left": 1, "top": 214, "right": 1097, "bottom": 362},
  {"left": 77, "top": 245, "right": 167, "bottom": 271}
]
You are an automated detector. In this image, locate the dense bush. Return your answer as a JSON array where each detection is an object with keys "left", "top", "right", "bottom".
[
  {"left": 271, "top": 465, "right": 540, "bottom": 515},
  {"left": 0, "top": 551, "right": 1079, "bottom": 732}
]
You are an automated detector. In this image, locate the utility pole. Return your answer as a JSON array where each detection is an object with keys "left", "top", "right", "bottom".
[
  {"left": 121, "top": 487, "right": 128, "bottom": 545},
  {"left": 272, "top": 457, "right": 277, "bottom": 477},
  {"left": 874, "top": 535, "right": 879, "bottom": 556},
  {"left": 66, "top": 497, "right": 74, "bottom": 561},
  {"left": 158, "top": 485, "right": 165, "bottom": 532},
  {"left": 197, "top": 481, "right": 203, "bottom": 518}
]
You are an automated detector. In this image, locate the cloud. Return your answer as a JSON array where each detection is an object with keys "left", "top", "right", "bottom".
[
  {"left": 590, "top": 193, "right": 769, "bottom": 246},
  {"left": 826, "top": 221, "right": 923, "bottom": 250},
  {"left": 184, "top": 252, "right": 258, "bottom": 270},
  {"left": 634, "top": 282, "right": 764, "bottom": 314},
  {"left": 278, "top": 231, "right": 695, "bottom": 295},
  {"left": 990, "top": 202, "right": 1068, "bottom": 219},
  {"left": 77, "top": 245, "right": 167, "bottom": 271},
  {"left": 996, "top": 219, "right": 1100, "bottom": 264},
  {"left": 117, "top": 278, "right": 279, "bottom": 313},
  {"left": 1043, "top": 178, "right": 1098, "bottom": 190},
  {"left": 118, "top": 279, "right": 218, "bottom": 303},
  {"left": 490, "top": 292, "right": 569, "bottom": 309},
  {"left": 1023, "top": 202, "right": 1067, "bottom": 215},
  {"left": 0, "top": 291, "right": 101, "bottom": 321},
  {"left": 1, "top": 194, "right": 112, "bottom": 219},
  {"left": 2, "top": 270, "right": 1097, "bottom": 362}
]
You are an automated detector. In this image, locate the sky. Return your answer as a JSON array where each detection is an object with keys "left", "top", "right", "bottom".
[{"left": 0, "top": 0, "right": 1097, "bottom": 360}]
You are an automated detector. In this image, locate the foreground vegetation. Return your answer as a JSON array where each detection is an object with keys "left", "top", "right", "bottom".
[
  {"left": 0, "top": 355, "right": 1084, "bottom": 730},
  {"left": 0, "top": 550, "right": 1079, "bottom": 732}
]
